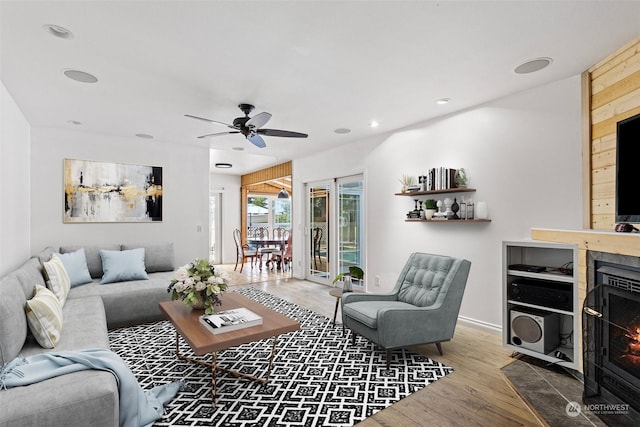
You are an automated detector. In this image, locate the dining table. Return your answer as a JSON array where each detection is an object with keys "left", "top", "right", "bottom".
[{"left": 246, "top": 238, "right": 286, "bottom": 270}]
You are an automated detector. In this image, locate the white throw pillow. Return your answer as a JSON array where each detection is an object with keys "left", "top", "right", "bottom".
[
  {"left": 42, "top": 255, "right": 71, "bottom": 305},
  {"left": 25, "top": 285, "right": 64, "bottom": 348}
]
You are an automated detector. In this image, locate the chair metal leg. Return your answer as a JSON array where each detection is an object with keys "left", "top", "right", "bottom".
[
  {"left": 386, "top": 350, "right": 392, "bottom": 369},
  {"left": 332, "top": 298, "right": 340, "bottom": 325}
]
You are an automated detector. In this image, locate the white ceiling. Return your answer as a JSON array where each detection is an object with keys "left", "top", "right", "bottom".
[{"left": 2, "top": 1, "right": 639, "bottom": 175}]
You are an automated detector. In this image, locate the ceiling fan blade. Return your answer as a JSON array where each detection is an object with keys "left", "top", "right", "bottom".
[
  {"left": 257, "top": 128, "right": 308, "bottom": 138},
  {"left": 246, "top": 112, "right": 272, "bottom": 129},
  {"left": 185, "top": 114, "right": 237, "bottom": 129},
  {"left": 197, "top": 131, "right": 241, "bottom": 139},
  {"left": 247, "top": 133, "right": 267, "bottom": 148}
]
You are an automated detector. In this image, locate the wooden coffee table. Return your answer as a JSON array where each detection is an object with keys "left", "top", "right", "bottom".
[{"left": 159, "top": 293, "right": 300, "bottom": 402}]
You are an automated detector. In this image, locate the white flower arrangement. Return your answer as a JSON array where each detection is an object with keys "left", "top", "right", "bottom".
[{"left": 167, "top": 259, "right": 229, "bottom": 314}]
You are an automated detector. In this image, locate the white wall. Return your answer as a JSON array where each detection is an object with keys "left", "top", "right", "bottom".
[
  {"left": 30, "top": 127, "right": 210, "bottom": 266},
  {"left": 210, "top": 172, "right": 241, "bottom": 264},
  {"left": 0, "top": 81, "right": 31, "bottom": 275},
  {"left": 293, "top": 75, "right": 583, "bottom": 331}
]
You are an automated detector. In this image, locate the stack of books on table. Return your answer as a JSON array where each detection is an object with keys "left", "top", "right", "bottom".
[{"left": 199, "top": 307, "right": 263, "bottom": 335}]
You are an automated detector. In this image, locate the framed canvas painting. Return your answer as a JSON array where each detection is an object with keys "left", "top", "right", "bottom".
[{"left": 64, "top": 158, "right": 163, "bottom": 222}]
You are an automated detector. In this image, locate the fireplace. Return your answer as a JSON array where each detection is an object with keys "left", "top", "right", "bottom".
[{"left": 584, "top": 253, "right": 640, "bottom": 425}]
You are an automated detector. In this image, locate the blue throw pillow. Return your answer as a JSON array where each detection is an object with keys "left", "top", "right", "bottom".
[
  {"left": 56, "top": 248, "right": 92, "bottom": 287},
  {"left": 99, "top": 248, "right": 149, "bottom": 284}
]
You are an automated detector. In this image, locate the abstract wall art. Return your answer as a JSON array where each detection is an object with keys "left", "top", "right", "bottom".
[{"left": 64, "top": 158, "right": 163, "bottom": 223}]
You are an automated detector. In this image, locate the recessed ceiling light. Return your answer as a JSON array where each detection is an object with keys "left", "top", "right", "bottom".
[
  {"left": 43, "top": 24, "right": 73, "bottom": 39},
  {"left": 63, "top": 69, "right": 98, "bottom": 83},
  {"left": 67, "top": 120, "right": 82, "bottom": 125},
  {"left": 436, "top": 98, "right": 451, "bottom": 105},
  {"left": 370, "top": 121, "right": 379, "bottom": 128},
  {"left": 232, "top": 146, "right": 245, "bottom": 151},
  {"left": 514, "top": 57, "right": 553, "bottom": 74},
  {"left": 215, "top": 163, "right": 232, "bottom": 168},
  {"left": 135, "top": 133, "right": 154, "bottom": 139},
  {"left": 334, "top": 128, "right": 351, "bottom": 134}
]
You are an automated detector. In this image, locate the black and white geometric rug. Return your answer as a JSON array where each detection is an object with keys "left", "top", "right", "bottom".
[{"left": 108, "top": 288, "right": 453, "bottom": 426}]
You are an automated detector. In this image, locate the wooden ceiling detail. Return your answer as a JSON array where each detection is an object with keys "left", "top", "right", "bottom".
[
  {"left": 241, "top": 161, "right": 292, "bottom": 187},
  {"left": 240, "top": 161, "right": 292, "bottom": 243}
]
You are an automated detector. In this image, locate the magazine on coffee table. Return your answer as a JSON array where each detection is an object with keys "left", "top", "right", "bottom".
[{"left": 199, "top": 307, "right": 263, "bottom": 335}]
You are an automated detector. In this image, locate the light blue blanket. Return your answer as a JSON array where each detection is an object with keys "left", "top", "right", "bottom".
[{"left": 0, "top": 348, "right": 182, "bottom": 427}]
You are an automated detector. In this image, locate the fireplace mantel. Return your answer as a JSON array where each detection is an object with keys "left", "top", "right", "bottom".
[
  {"left": 530, "top": 228, "right": 640, "bottom": 372},
  {"left": 531, "top": 228, "right": 640, "bottom": 258}
]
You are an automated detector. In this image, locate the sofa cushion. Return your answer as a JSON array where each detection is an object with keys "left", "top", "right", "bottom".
[
  {"left": 4, "top": 295, "right": 118, "bottom": 427},
  {"left": 67, "top": 272, "right": 173, "bottom": 328},
  {"left": 342, "top": 300, "right": 415, "bottom": 329},
  {"left": 57, "top": 248, "right": 92, "bottom": 287},
  {"left": 122, "top": 242, "right": 175, "bottom": 273},
  {"left": 100, "top": 248, "right": 148, "bottom": 284},
  {"left": 25, "top": 285, "right": 63, "bottom": 349},
  {"left": 60, "top": 244, "right": 121, "bottom": 279},
  {"left": 0, "top": 273, "right": 29, "bottom": 366},
  {"left": 42, "top": 255, "right": 71, "bottom": 305}
]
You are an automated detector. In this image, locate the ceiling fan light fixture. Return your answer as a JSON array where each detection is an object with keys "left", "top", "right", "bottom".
[
  {"left": 215, "top": 163, "right": 232, "bottom": 169},
  {"left": 278, "top": 188, "right": 290, "bottom": 199}
]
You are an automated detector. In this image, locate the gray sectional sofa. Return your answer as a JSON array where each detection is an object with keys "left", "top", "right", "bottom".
[{"left": 0, "top": 243, "right": 175, "bottom": 427}]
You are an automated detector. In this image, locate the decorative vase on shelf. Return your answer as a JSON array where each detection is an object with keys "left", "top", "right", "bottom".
[
  {"left": 451, "top": 198, "right": 460, "bottom": 219},
  {"left": 476, "top": 201, "right": 488, "bottom": 219}
]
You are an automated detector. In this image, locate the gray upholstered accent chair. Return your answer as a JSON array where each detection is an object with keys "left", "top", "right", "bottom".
[{"left": 341, "top": 252, "right": 471, "bottom": 368}]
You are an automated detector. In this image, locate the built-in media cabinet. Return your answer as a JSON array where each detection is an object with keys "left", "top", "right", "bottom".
[
  {"left": 502, "top": 240, "right": 579, "bottom": 370},
  {"left": 395, "top": 187, "right": 491, "bottom": 222}
]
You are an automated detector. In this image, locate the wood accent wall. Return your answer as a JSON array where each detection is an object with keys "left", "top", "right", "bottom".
[
  {"left": 588, "top": 37, "right": 640, "bottom": 230},
  {"left": 240, "top": 161, "right": 292, "bottom": 242}
]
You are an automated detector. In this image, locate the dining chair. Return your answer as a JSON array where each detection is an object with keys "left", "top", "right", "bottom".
[
  {"left": 266, "top": 229, "right": 290, "bottom": 270},
  {"left": 273, "top": 227, "right": 286, "bottom": 240},
  {"left": 312, "top": 227, "right": 323, "bottom": 270},
  {"left": 233, "top": 228, "right": 258, "bottom": 273},
  {"left": 255, "top": 227, "right": 276, "bottom": 269}
]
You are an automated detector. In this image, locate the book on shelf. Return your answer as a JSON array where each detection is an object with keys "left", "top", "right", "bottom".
[{"left": 199, "top": 307, "right": 263, "bottom": 335}]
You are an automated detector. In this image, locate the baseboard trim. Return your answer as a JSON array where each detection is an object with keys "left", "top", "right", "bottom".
[{"left": 458, "top": 315, "right": 502, "bottom": 335}]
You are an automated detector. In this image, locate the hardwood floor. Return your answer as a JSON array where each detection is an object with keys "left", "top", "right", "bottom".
[{"left": 217, "top": 264, "right": 544, "bottom": 426}]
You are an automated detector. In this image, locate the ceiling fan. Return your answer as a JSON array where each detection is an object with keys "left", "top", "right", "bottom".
[{"left": 185, "top": 103, "right": 308, "bottom": 148}]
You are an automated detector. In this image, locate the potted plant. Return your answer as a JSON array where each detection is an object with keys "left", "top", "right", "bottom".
[
  {"left": 424, "top": 199, "right": 438, "bottom": 220},
  {"left": 168, "top": 259, "right": 229, "bottom": 314},
  {"left": 332, "top": 266, "right": 364, "bottom": 292},
  {"left": 398, "top": 175, "right": 415, "bottom": 193}
]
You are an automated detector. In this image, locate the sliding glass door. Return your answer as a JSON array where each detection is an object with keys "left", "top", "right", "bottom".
[
  {"left": 306, "top": 174, "right": 364, "bottom": 285},
  {"left": 337, "top": 176, "right": 364, "bottom": 280},
  {"left": 307, "top": 182, "right": 331, "bottom": 281}
]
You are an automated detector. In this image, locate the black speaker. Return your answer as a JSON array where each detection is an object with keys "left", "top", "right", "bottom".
[{"left": 510, "top": 308, "right": 560, "bottom": 354}]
